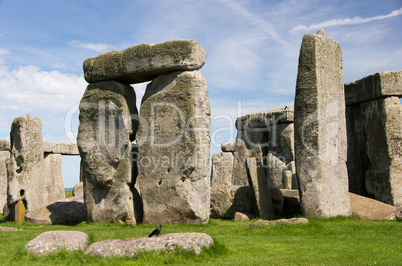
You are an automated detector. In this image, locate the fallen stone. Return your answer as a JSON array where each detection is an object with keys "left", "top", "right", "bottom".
[
  {"left": 246, "top": 218, "right": 309, "bottom": 228},
  {"left": 345, "top": 70, "right": 402, "bottom": 105},
  {"left": 25, "top": 199, "right": 86, "bottom": 224},
  {"left": 234, "top": 212, "right": 255, "bottom": 221},
  {"left": 294, "top": 29, "right": 351, "bottom": 217},
  {"left": 83, "top": 39, "right": 206, "bottom": 84},
  {"left": 221, "top": 142, "right": 236, "bottom": 152},
  {"left": 84, "top": 233, "right": 213, "bottom": 258},
  {"left": 137, "top": 70, "right": 210, "bottom": 224},
  {"left": 77, "top": 80, "right": 138, "bottom": 224},
  {"left": 0, "top": 226, "right": 22, "bottom": 231},
  {"left": 43, "top": 142, "right": 79, "bottom": 155},
  {"left": 210, "top": 185, "right": 255, "bottom": 219},
  {"left": 349, "top": 193, "right": 397, "bottom": 220},
  {"left": 211, "top": 152, "right": 233, "bottom": 186},
  {"left": 25, "top": 231, "right": 89, "bottom": 255}
]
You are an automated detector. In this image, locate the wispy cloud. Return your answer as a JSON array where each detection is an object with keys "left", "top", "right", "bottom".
[
  {"left": 68, "top": 40, "right": 116, "bottom": 53},
  {"left": 290, "top": 7, "right": 402, "bottom": 34},
  {"left": 216, "top": 0, "right": 291, "bottom": 47}
]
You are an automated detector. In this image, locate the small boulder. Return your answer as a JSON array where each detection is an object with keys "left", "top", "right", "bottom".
[
  {"left": 25, "top": 231, "right": 89, "bottom": 255},
  {"left": 85, "top": 233, "right": 213, "bottom": 258},
  {"left": 234, "top": 212, "right": 255, "bottom": 221},
  {"left": 349, "top": 193, "right": 397, "bottom": 220}
]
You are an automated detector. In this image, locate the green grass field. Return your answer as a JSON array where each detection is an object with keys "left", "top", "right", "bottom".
[{"left": 0, "top": 216, "right": 401, "bottom": 265}]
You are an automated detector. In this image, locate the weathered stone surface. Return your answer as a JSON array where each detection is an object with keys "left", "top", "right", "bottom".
[
  {"left": 25, "top": 199, "right": 86, "bottom": 224},
  {"left": 361, "top": 97, "right": 402, "bottom": 206},
  {"left": 85, "top": 233, "right": 213, "bottom": 257},
  {"left": 221, "top": 142, "right": 236, "bottom": 152},
  {"left": 0, "top": 151, "right": 8, "bottom": 212},
  {"left": 0, "top": 140, "right": 10, "bottom": 151},
  {"left": 210, "top": 185, "right": 255, "bottom": 219},
  {"left": 211, "top": 152, "right": 233, "bottom": 186},
  {"left": 72, "top": 182, "right": 84, "bottom": 200},
  {"left": 246, "top": 217, "right": 309, "bottom": 228},
  {"left": 7, "top": 115, "right": 65, "bottom": 220},
  {"left": 266, "top": 153, "right": 286, "bottom": 188},
  {"left": 345, "top": 70, "right": 402, "bottom": 105},
  {"left": 234, "top": 212, "right": 255, "bottom": 221},
  {"left": 246, "top": 157, "right": 275, "bottom": 220},
  {"left": 0, "top": 226, "right": 22, "bottom": 231},
  {"left": 83, "top": 40, "right": 207, "bottom": 84},
  {"left": 77, "top": 81, "right": 138, "bottom": 224},
  {"left": 137, "top": 70, "right": 210, "bottom": 224},
  {"left": 43, "top": 153, "right": 65, "bottom": 203},
  {"left": 43, "top": 142, "right": 79, "bottom": 155},
  {"left": 25, "top": 231, "right": 89, "bottom": 255},
  {"left": 232, "top": 138, "right": 262, "bottom": 186},
  {"left": 349, "top": 193, "right": 397, "bottom": 220},
  {"left": 294, "top": 30, "right": 351, "bottom": 217},
  {"left": 236, "top": 107, "right": 294, "bottom": 130}
]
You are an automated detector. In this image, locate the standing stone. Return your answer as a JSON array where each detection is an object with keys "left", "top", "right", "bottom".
[
  {"left": 246, "top": 157, "right": 275, "bottom": 220},
  {"left": 77, "top": 81, "right": 138, "bottom": 224},
  {"left": 345, "top": 71, "right": 402, "bottom": 206},
  {"left": 294, "top": 29, "right": 351, "bottom": 217},
  {"left": 211, "top": 152, "right": 233, "bottom": 186},
  {"left": 0, "top": 151, "right": 8, "bottom": 211},
  {"left": 43, "top": 153, "right": 65, "bottom": 203},
  {"left": 137, "top": 70, "right": 210, "bottom": 224},
  {"left": 83, "top": 40, "right": 207, "bottom": 84},
  {"left": 232, "top": 138, "right": 262, "bottom": 186}
]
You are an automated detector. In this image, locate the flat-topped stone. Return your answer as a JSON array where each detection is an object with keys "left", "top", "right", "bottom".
[
  {"left": 345, "top": 70, "right": 402, "bottom": 105},
  {"left": 84, "top": 233, "right": 213, "bottom": 258},
  {"left": 43, "top": 142, "right": 79, "bottom": 155},
  {"left": 83, "top": 39, "right": 207, "bottom": 84},
  {"left": 0, "top": 140, "right": 10, "bottom": 151},
  {"left": 236, "top": 107, "right": 294, "bottom": 130}
]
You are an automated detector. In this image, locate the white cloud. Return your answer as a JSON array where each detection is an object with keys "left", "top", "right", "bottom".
[
  {"left": 290, "top": 7, "right": 402, "bottom": 34},
  {"left": 69, "top": 40, "right": 116, "bottom": 53},
  {"left": 0, "top": 64, "right": 87, "bottom": 112}
]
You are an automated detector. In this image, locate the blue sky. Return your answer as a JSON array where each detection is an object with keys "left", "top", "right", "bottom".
[{"left": 0, "top": 0, "right": 401, "bottom": 188}]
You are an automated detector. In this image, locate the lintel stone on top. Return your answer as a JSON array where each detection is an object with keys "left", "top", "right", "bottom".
[
  {"left": 236, "top": 106, "right": 294, "bottom": 130},
  {"left": 83, "top": 39, "right": 207, "bottom": 84},
  {"left": 43, "top": 142, "right": 79, "bottom": 155},
  {"left": 345, "top": 70, "right": 402, "bottom": 105}
]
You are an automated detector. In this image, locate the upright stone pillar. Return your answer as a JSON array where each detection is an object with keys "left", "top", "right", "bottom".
[
  {"left": 294, "top": 29, "right": 351, "bottom": 217},
  {"left": 77, "top": 81, "right": 138, "bottom": 224},
  {"left": 137, "top": 70, "right": 211, "bottom": 224}
]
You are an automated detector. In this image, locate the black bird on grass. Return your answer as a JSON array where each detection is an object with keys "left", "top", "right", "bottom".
[{"left": 148, "top": 224, "right": 161, "bottom": 237}]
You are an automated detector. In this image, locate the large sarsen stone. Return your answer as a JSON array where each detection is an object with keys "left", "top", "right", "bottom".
[{"left": 137, "top": 70, "right": 210, "bottom": 224}]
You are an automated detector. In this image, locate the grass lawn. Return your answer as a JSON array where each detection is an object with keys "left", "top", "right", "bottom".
[{"left": 0, "top": 216, "right": 400, "bottom": 265}]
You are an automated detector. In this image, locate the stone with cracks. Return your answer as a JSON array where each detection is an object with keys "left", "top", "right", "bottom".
[
  {"left": 294, "top": 29, "right": 351, "bottom": 217},
  {"left": 211, "top": 152, "right": 233, "bottom": 186},
  {"left": 85, "top": 233, "right": 213, "bottom": 258},
  {"left": 83, "top": 39, "right": 206, "bottom": 84},
  {"left": 7, "top": 115, "right": 65, "bottom": 220},
  {"left": 137, "top": 70, "right": 210, "bottom": 224},
  {"left": 77, "top": 81, "right": 138, "bottom": 224},
  {"left": 25, "top": 231, "right": 89, "bottom": 255}
]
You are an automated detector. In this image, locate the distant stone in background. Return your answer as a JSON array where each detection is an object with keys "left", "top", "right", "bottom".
[
  {"left": 210, "top": 185, "right": 256, "bottom": 219},
  {"left": 0, "top": 151, "right": 8, "bottom": 212},
  {"left": 211, "top": 152, "right": 233, "bottom": 186},
  {"left": 25, "top": 231, "right": 89, "bottom": 255},
  {"left": 294, "top": 29, "right": 351, "bottom": 217},
  {"left": 83, "top": 39, "right": 207, "bottom": 84},
  {"left": 77, "top": 81, "right": 138, "bottom": 224},
  {"left": 246, "top": 217, "right": 309, "bottom": 228},
  {"left": 345, "top": 70, "right": 402, "bottom": 207},
  {"left": 137, "top": 70, "right": 210, "bottom": 224},
  {"left": 221, "top": 142, "right": 236, "bottom": 152},
  {"left": 6, "top": 115, "right": 65, "bottom": 221},
  {"left": 72, "top": 182, "right": 84, "bottom": 201},
  {"left": 234, "top": 212, "right": 255, "bottom": 221}
]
